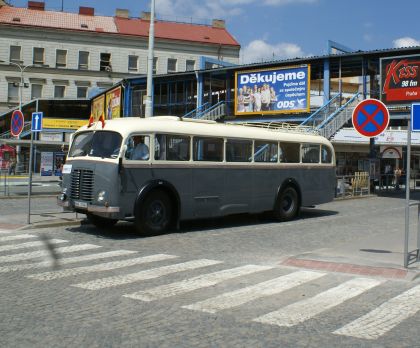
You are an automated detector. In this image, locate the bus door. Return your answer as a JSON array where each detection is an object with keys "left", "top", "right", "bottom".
[{"left": 192, "top": 137, "right": 224, "bottom": 217}]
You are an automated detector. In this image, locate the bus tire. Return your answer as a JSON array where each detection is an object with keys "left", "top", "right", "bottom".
[
  {"left": 274, "top": 186, "right": 300, "bottom": 221},
  {"left": 135, "top": 190, "right": 172, "bottom": 235},
  {"left": 86, "top": 213, "right": 118, "bottom": 229}
]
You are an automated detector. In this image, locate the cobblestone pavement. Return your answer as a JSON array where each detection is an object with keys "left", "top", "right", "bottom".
[{"left": 0, "top": 195, "right": 420, "bottom": 347}]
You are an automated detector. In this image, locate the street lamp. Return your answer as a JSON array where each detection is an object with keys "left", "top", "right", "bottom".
[{"left": 145, "top": 0, "right": 155, "bottom": 118}]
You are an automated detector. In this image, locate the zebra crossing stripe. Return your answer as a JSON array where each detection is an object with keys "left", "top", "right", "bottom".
[
  {"left": 0, "top": 230, "right": 21, "bottom": 235},
  {"left": 333, "top": 284, "right": 420, "bottom": 340},
  {"left": 124, "top": 264, "right": 273, "bottom": 302},
  {"left": 73, "top": 259, "right": 222, "bottom": 290},
  {"left": 0, "top": 234, "right": 37, "bottom": 242},
  {"left": 253, "top": 278, "right": 382, "bottom": 327},
  {"left": 0, "top": 244, "right": 101, "bottom": 263},
  {"left": 0, "top": 250, "right": 137, "bottom": 273},
  {"left": 183, "top": 270, "right": 326, "bottom": 313},
  {"left": 0, "top": 239, "right": 68, "bottom": 252},
  {"left": 28, "top": 254, "right": 178, "bottom": 281}
]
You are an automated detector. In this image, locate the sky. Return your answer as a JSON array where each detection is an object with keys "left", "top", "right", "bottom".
[{"left": 7, "top": 0, "right": 420, "bottom": 64}]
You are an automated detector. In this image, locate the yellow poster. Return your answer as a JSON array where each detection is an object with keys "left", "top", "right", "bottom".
[
  {"left": 91, "top": 94, "right": 105, "bottom": 122},
  {"left": 105, "top": 86, "right": 122, "bottom": 119}
]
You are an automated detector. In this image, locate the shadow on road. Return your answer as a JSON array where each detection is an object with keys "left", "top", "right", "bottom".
[{"left": 66, "top": 207, "right": 339, "bottom": 240}]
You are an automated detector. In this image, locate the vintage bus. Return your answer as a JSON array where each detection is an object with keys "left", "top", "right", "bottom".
[{"left": 58, "top": 116, "right": 336, "bottom": 234}]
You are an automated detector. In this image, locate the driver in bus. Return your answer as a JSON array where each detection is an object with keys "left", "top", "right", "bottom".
[{"left": 127, "top": 136, "right": 149, "bottom": 160}]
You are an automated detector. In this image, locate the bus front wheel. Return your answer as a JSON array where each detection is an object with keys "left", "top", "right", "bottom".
[
  {"left": 135, "top": 190, "right": 172, "bottom": 235},
  {"left": 274, "top": 186, "right": 300, "bottom": 221},
  {"left": 86, "top": 213, "right": 118, "bottom": 229}
]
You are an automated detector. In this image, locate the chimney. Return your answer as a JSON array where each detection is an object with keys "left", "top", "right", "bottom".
[
  {"left": 212, "top": 19, "right": 225, "bottom": 29},
  {"left": 141, "top": 11, "right": 151, "bottom": 21},
  {"left": 79, "top": 6, "right": 94, "bottom": 16},
  {"left": 115, "top": 8, "right": 129, "bottom": 18},
  {"left": 28, "top": 1, "right": 45, "bottom": 11}
]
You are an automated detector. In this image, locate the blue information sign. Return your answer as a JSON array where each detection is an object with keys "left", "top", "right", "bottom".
[
  {"left": 411, "top": 103, "right": 420, "bottom": 132},
  {"left": 31, "top": 112, "right": 43, "bottom": 132}
]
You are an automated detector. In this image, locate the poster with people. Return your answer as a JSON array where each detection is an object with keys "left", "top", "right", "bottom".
[
  {"left": 234, "top": 65, "right": 310, "bottom": 116},
  {"left": 105, "top": 86, "right": 122, "bottom": 120}
]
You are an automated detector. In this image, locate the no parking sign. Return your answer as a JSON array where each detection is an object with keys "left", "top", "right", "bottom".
[
  {"left": 10, "top": 110, "right": 24, "bottom": 137},
  {"left": 352, "top": 99, "right": 390, "bottom": 137}
]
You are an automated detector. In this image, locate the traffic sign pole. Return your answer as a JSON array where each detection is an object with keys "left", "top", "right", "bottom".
[{"left": 404, "top": 117, "right": 411, "bottom": 268}]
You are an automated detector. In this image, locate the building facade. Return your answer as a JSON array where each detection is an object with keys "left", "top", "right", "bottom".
[{"left": 0, "top": 1, "right": 240, "bottom": 114}]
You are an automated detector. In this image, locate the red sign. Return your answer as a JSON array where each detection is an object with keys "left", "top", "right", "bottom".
[
  {"left": 352, "top": 99, "right": 389, "bottom": 137},
  {"left": 10, "top": 110, "right": 24, "bottom": 137},
  {"left": 381, "top": 56, "right": 420, "bottom": 103}
]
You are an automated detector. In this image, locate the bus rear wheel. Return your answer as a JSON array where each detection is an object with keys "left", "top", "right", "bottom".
[
  {"left": 274, "top": 186, "right": 300, "bottom": 221},
  {"left": 135, "top": 190, "right": 172, "bottom": 235},
  {"left": 86, "top": 213, "right": 118, "bottom": 229}
]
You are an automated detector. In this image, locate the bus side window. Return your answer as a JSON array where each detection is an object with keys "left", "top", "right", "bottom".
[
  {"left": 193, "top": 137, "right": 223, "bottom": 162},
  {"left": 226, "top": 139, "right": 252, "bottom": 162},
  {"left": 254, "top": 141, "right": 278, "bottom": 163},
  {"left": 302, "top": 143, "right": 320, "bottom": 163},
  {"left": 155, "top": 134, "right": 190, "bottom": 161},
  {"left": 321, "top": 145, "right": 332, "bottom": 163},
  {"left": 280, "top": 142, "right": 300, "bottom": 163}
]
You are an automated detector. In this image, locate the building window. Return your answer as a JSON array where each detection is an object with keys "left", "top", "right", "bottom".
[
  {"left": 33, "top": 47, "right": 45, "bottom": 65},
  {"left": 186, "top": 59, "right": 195, "bottom": 71},
  {"left": 167, "top": 58, "right": 177, "bottom": 73},
  {"left": 10, "top": 45, "right": 21, "bottom": 63},
  {"left": 54, "top": 85, "right": 65, "bottom": 98},
  {"left": 56, "top": 49, "right": 67, "bottom": 68},
  {"left": 79, "top": 51, "right": 89, "bottom": 70},
  {"left": 128, "top": 55, "right": 138, "bottom": 72},
  {"left": 153, "top": 57, "right": 158, "bottom": 74},
  {"left": 31, "top": 84, "right": 43, "bottom": 99},
  {"left": 7, "top": 82, "right": 19, "bottom": 102},
  {"left": 100, "top": 53, "right": 112, "bottom": 71},
  {"left": 77, "top": 86, "right": 88, "bottom": 99}
]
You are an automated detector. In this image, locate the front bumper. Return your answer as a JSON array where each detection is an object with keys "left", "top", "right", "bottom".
[{"left": 57, "top": 198, "right": 120, "bottom": 217}]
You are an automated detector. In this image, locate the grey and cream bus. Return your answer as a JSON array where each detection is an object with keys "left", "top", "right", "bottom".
[{"left": 58, "top": 116, "right": 336, "bottom": 234}]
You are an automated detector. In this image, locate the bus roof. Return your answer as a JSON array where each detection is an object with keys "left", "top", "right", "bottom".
[{"left": 79, "top": 116, "right": 332, "bottom": 145}]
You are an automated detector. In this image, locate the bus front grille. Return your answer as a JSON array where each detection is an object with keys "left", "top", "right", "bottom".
[{"left": 70, "top": 169, "right": 94, "bottom": 201}]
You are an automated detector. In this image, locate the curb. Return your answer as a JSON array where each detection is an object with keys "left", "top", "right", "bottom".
[{"left": 19, "top": 219, "right": 87, "bottom": 230}]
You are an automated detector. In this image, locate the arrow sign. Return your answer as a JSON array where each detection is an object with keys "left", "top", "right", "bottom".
[{"left": 31, "top": 112, "right": 43, "bottom": 132}]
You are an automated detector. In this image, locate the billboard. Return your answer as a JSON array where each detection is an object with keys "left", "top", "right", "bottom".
[
  {"left": 234, "top": 65, "right": 310, "bottom": 116},
  {"left": 381, "top": 54, "right": 420, "bottom": 104},
  {"left": 91, "top": 94, "right": 105, "bottom": 122},
  {"left": 105, "top": 86, "right": 122, "bottom": 119}
]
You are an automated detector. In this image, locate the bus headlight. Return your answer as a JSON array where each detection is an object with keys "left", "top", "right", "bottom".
[{"left": 97, "top": 190, "right": 107, "bottom": 203}]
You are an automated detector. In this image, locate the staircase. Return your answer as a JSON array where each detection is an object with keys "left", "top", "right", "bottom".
[
  {"left": 184, "top": 101, "right": 226, "bottom": 121},
  {"left": 300, "top": 93, "right": 342, "bottom": 129},
  {"left": 317, "top": 93, "right": 362, "bottom": 139}
]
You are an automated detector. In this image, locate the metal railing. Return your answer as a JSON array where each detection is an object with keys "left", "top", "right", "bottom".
[
  {"left": 237, "top": 121, "right": 320, "bottom": 135},
  {"left": 300, "top": 93, "right": 342, "bottom": 128},
  {"left": 183, "top": 102, "right": 210, "bottom": 119},
  {"left": 318, "top": 93, "right": 362, "bottom": 139},
  {"left": 199, "top": 101, "right": 226, "bottom": 121}
]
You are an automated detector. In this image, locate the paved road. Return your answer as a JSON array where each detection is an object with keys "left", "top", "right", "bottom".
[{"left": 0, "top": 194, "right": 420, "bottom": 347}]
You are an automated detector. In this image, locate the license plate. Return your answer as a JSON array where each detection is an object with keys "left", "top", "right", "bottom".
[{"left": 74, "top": 201, "right": 88, "bottom": 209}]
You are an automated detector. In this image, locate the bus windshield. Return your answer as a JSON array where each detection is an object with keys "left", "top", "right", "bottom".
[{"left": 68, "top": 131, "right": 122, "bottom": 159}]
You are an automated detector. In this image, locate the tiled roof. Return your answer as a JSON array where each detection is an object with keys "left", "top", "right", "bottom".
[
  {"left": 114, "top": 17, "right": 240, "bottom": 46},
  {"left": 0, "top": 6, "right": 240, "bottom": 46},
  {"left": 0, "top": 6, "right": 117, "bottom": 33}
]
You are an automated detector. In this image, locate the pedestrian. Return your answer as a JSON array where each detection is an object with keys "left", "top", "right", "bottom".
[
  {"left": 394, "top": 167, "right": 402, "bottom": 190},
  {"left": 8, "top": 158, "right": 16, "bottom": 175}
]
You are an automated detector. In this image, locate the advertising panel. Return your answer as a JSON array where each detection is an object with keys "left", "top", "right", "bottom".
[
  {"left": 381, "top": 54, "right": 420, "bottom": 103},
  {"left": 91, "top": 94, "right": 105, "bottom": 122},
  {"left": 105, "top": 86, "right": 122, "bottom": 119},
  {"left": 40, "top": 152, "right": 54, "bottom": 176},
  {"left": 234, "top": 65, "right": 310, "bottom": 116}
]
